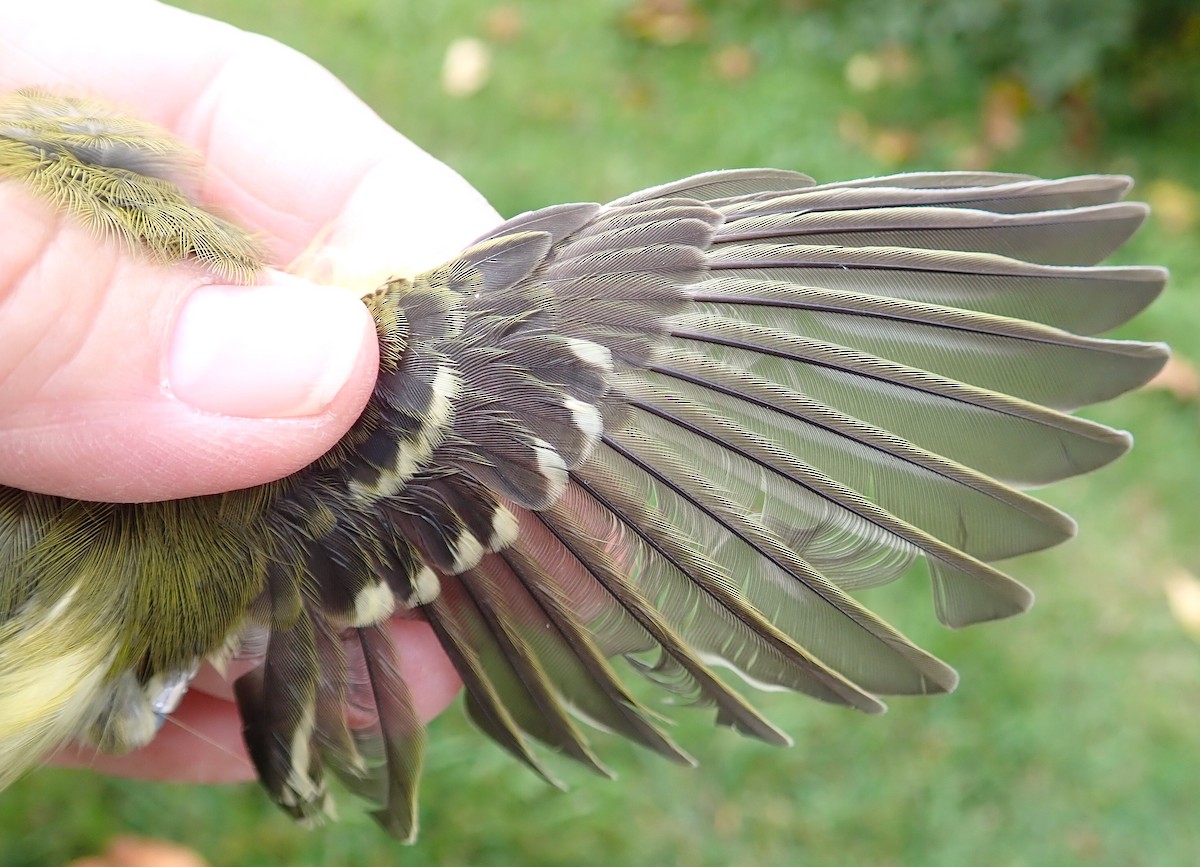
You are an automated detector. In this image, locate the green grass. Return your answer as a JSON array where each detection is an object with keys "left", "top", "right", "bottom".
[{"left": 5, "top": 2, "right": 1200, "bottom": 865}]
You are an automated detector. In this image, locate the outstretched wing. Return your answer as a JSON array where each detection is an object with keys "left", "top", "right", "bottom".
[{"left": 291, "top": 170, "right": 1163, "bottom": 833}]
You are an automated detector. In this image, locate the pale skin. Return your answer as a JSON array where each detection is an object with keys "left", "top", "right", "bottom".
[{"left": 0, "top": 0, "right": 491, "bottom": 782}]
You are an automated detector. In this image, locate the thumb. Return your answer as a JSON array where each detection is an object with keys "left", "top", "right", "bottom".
[{"left": 0, "top": 184, "right": 379, "bottom": 502}]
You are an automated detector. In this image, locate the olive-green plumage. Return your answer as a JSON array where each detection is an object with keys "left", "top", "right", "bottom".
[{"left": 0, "top": 89, "right": 1168, "bottom": 840}]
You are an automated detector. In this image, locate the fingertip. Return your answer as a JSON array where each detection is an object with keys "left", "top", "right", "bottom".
[{"left": 168, "top": 273, "right": 376, "bottom": 420}]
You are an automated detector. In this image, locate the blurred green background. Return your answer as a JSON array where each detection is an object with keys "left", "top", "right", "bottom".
[{"left": 6, "top": 1, "right": 1200, "bottom": 864}]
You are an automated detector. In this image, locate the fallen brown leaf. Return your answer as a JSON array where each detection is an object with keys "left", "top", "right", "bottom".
[
  {"left": 836, "top": 109, "right": 870, "bottom": 148},
  {"left": 951, "top": 143, "right": 993, "bottom": 172},
  {"left": 615, "top": 76, "right": 656, "bottom": 113},
  {"left": 621, "top": 0, "right": 709, "bottom": 45},
  {"left": 982, "top": 78, "right": 1029, "bottom": 153},
  {"left": 483, "top": 5, "right": 523, "bottom": 44},
  {"left": 876, "top": 42, "right": 917, "bottom": 83},
  {"left": 1146, "top": 354, "right": 1199, "bottom": 402},
  {"left": 712, "top": 44, "right": 755, "bottom": 82}
]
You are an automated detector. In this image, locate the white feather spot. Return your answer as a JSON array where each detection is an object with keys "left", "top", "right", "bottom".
[
  {"left": 429, "top": 364, "right": 462, "bottom": 418},
  {"left": 564, "top": 337, "right": 613, "bottom": 371},
  {"left": 388, "top": 363, "right": 460, "bottom": 486},
  {"left": 406, "top": 565, "right": 442, "bottom": 606},
  {"left": 350, "top": 581, "right": 397, "bottom": 627},
  {"left": 532, "top": 438, "right": 569, "bottom": 500},
  {"left": 388, "top": 442, "right": 424, "bottom": 489},
  {"left": 697, "top": 652, "right": 793, "bottom": 694},
  {"left": 348, "top": 364, "right": 462, "bottom": 499},
  {"left": 489, "top": 506, "right": 520, "bottom": 549},
  {"left": 450, "top": 530, "right": 485, "bottom": 573},
  {"left": 283, "top": 702, "right": 323, "bottom": 805},
  {"left": 564, "top": 397, "right": 603, "bottom": 439}
]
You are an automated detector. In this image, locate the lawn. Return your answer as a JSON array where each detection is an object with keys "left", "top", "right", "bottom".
[{"left": 4, "top": 2, "right": 1199, "bottom": 865}]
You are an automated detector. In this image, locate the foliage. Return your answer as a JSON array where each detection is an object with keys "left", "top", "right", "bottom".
[{"left": 810, "top": 0, "right": 1200, "bottom": 130}]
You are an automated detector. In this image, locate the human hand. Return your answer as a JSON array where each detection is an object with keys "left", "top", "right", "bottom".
[{"left": 1, "top": 0, "right": 487, "bottom": 781}]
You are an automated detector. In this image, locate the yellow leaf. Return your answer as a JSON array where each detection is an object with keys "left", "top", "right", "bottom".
[
  {"left": 442, "top": 38, "right": 492, "bottom": 98},
  {"left": 844, "top": 44, "right": 915, "bottom": 93},
  {"left": 870, "top": 128, "right": 920, "bottom": 166},
  {"left": 844, "top": 52, "right": 883, "bottom": 93},
  {"left": 1146, "top": 179, "right": 1198, "bottom": 235},
  {"left": 1164, "top": 569, "right": 1200, "bottom": 640}
]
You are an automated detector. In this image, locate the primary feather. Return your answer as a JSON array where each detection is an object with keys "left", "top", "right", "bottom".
[{"left": 0, "top": 90, "right": 1168, "bottom": 839}]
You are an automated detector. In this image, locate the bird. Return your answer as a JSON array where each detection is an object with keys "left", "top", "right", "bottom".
[{"left": 0, "top": 87, "right": 1168, "bottom": 840}]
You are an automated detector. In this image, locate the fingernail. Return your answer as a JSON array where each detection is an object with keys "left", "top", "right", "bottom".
[{"left": 169, "top": 276, "right": 371, "bottom": 418}]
